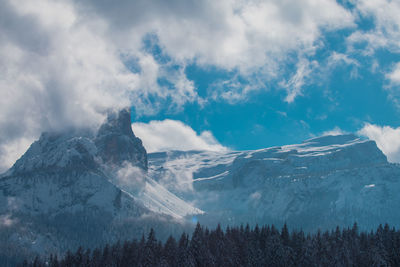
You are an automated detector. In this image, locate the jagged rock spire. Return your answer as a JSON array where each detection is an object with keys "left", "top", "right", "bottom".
[
  {"left": 96, "top": 108, "right": 134, "bottom": 137},
  {"left": 95, "top": 108, "right": 148, "bottom": 170}
]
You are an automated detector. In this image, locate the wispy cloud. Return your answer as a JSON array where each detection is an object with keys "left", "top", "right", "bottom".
[
  {"left": 348, "top": 0, "right": 400, "bottom": 54},
  {"left": 280, "top": 58, "right": 318, "bottom": 103},
  {"left": 386, "top": 63, "right": 400, "bottom": 86}
]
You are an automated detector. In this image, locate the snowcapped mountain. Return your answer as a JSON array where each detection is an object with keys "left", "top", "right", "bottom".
[
  {"left": 148, "top": 134, "right": 400, "bottom": 231},
  {"left": 2, "top": 109, "right": 400, "bottom": 262},
  {"left": 0, "top": 109, "right": 198, "bottom": 261}
]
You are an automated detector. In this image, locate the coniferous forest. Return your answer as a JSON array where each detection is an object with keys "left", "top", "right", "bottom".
[{"left": 21, "top": 223, "right": 400, "bottom": 267}]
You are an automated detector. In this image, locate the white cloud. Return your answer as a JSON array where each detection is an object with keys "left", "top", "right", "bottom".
[
  {"left": 0, "top": 137, "right": 33, "bottom": 173},
  {"left": 328, "top": 52, "right": 359, "bottom": 67},
  {"left": 348, "top": 0, "right": 400, "bottom": 54},
  {"left": 0, "top": 0, "right": 132, "bottom": 171},
  {"left": 116, "top": 163, "right": 146, "bottom": 194},
  {"left": 327, "top": 52, "right": 360, "bottom": 78},
  {"left": 387, "top": 62, "right": 400, "bottom": 85},
  {"left": 358, "top": 123, "right": 400, "bottom": 163},
  {"left": 85, "top": 0, "right": 354, "bottom": 70},
  {"left": 132, "top": 120, "right": 228, "bottom": 153},
  {"left": 347, "top": 1, "right": 400, "bottom": 103},
  {"left": 280, "top": 58, "right": 319, "bottom": 103},
  {"left": 79, "top": 0, "right": 355, "bottom": 96}
]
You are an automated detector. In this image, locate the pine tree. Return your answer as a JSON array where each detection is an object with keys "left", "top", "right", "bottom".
[
  {"left": 177, "top": 233, "right": 194, "bottom": 267},
  {"left": 111, "top": 241, "right": 122, "bottom": 267},
  {"left": 163, "top": 236, "right": 177, "bottom": 266},
  {"left": 61, "top": 250, "right": 74, "bottom": 267},
  {"left": 32, "top": 256, "right": 42, "bottom": 267},
  {"left": 142, "top": 228, "right": 158, "bottom": 267},
  {"left": 120, "top": 241, "right": 132, "bottom": 267},
  {"left": 73, "top": 246, "right": 84, "bottom": 266},
  {"left": 190, "top": 223, "right": 207, "bottom": 266},
  {"left": 281, "top": 223, "right": 290, "bottom": 246},
  {"left": 100, "top": 244, "right": 112, "bottom": 267},
  {"left": 91, "top": 247, "right": 102, "bottom": 267},
  {"left": 48, "top": 254, "right": 56, "bottom": 267},
  {"left": 82, "top": 249, "right": 91, "bottom": 267}
]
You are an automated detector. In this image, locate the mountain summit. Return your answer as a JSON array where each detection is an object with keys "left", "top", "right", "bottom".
[
  {"left": 95, "top": 108, "right": 147, "bottom": 169},
  {"left": 0, "top": 109, "right": 195, "bottom": 262}
]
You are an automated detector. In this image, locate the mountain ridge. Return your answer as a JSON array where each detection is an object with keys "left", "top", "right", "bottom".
[
  {"left": 147, "top": 134, "right": 400, "bottom": 231},
  {"left": 1, "top": 113, "right": 400, "bottom": 262}
]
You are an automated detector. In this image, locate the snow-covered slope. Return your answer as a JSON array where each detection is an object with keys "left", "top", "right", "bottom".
[
  {"left": 138, "top": 178, "right": 203, "bottom": 219},
  {"left": 148, "top": 134, "right": 400, "bottom": 231},
  {"left": 0, "top": 109, "right": 198, "bottom": 261}
]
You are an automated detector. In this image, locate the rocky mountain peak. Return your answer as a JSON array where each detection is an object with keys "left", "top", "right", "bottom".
[
  {"left": 95, "top": 108, "right": 148, "bottom": 170},
  {"left": 5, "top": 108, "right": 148, "bottom": 176},
  {"left": 97, "top": 108, "right": 133, "bottom": 137}
]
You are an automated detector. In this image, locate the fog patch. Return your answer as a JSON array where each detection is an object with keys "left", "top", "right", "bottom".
[{"left": 115, "top": 163, "right": 147, "bottom": 194}]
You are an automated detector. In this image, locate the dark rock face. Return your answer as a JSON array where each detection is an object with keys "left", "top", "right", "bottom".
[{"left": 95, "top": 108, "right": 148, "bottom": 170}]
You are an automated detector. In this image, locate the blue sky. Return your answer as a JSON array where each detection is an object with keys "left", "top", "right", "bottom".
[
  {"left": 134, "top": 55, "right": 400, "bottom": 151},
  {"left": 130, "top": 1, "right": 400, "bottom": 153},
  {"left": 3, "top": 0, "right": 400, "bottom": 171}
]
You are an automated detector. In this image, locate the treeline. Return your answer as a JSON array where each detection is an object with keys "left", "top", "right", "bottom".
[{"left": 21, "top": 222, "right": 400, "bottom": 266}]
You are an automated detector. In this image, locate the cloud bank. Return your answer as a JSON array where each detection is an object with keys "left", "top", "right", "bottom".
[
  {"left": 132, "top": 120, "right": 227, "bottom": 153},
  {"left": 0, "top": 0, "right": 355, "bottom": 171},
  {"left": 2, "top": 0, "right": 399, "bottom": 171}
]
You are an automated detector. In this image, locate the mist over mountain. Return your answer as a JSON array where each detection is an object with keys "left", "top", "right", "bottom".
[{"left": 0, "top": 109, "right": 196, "bottom": 263}]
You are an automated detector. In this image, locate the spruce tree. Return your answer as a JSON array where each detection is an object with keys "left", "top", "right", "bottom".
[
  {"left": 142, "top": 228, "right": 158, "bottom": 267},
  {"left": 163, "top": 236, "right": 177, "bottom": 266}
]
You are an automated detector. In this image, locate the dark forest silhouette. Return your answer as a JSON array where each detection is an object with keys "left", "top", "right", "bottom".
[{"left": 21, "top": 222, "right": 400, "bottom": 267}]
